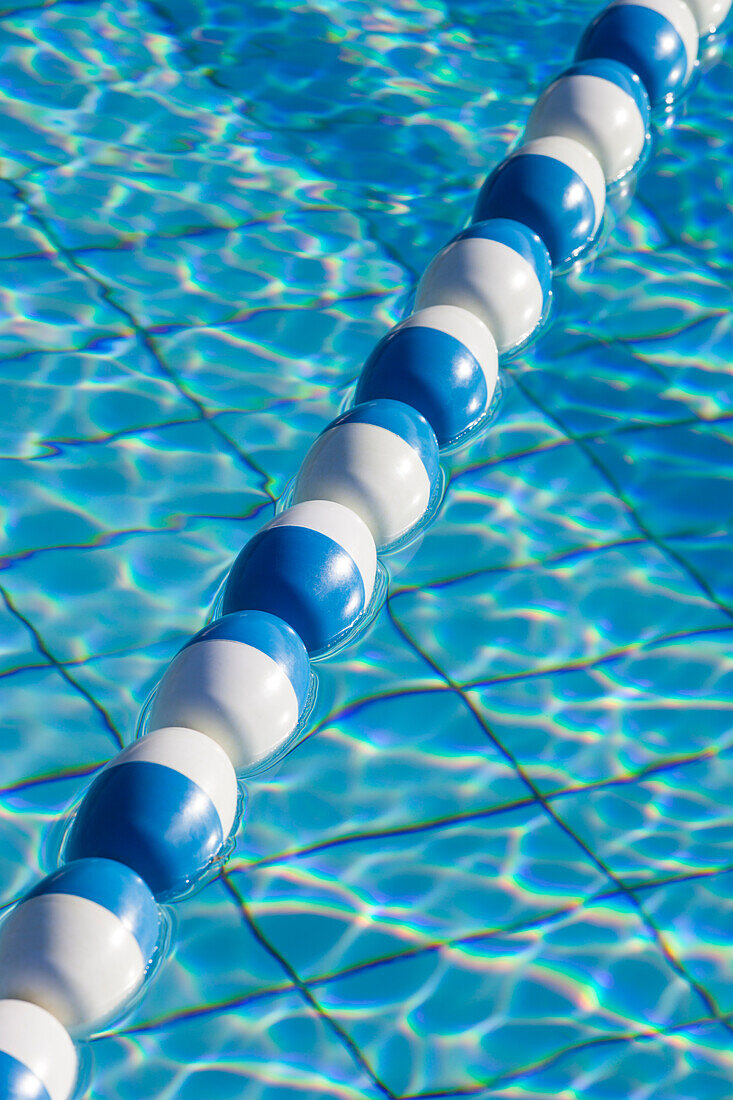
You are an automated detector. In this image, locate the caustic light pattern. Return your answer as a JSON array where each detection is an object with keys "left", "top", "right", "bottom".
[{"left": 0, "top": 0, "right": 732, "bottom": 1098}]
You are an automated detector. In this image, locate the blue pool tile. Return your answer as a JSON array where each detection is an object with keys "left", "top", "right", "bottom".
[
  {"left": 561, "top": 242, "right": 732, "bottom": 346},
  {"left": 0, "top": 663, "right": 121, "bottom": 904},
  {"left": 0, "top": 250, "right": 129, "bottom": 357},
  {"left": 519, "top": 338, "right": 710, "bottom": 439},
  {"left": 1, "top": 527, "right": 227, "bottom": 662},
  {"left": 0, "top": 599, "right": 40, "bottom": 678},
  {"left": 386, "top": 440, "right": 640, "bottom": 597},
  {"left": 455, "top": 370, "right": 571, "bottom": 462},
  {"left": 0, "top": 0, "right": 176, "bottom": 176},
  {"left": 0, "top": 665, "right": 117, "bottom": 791},
  {"left": 640, "top": 871, "right": 733, "bottom": 1017},
  {"left": 389, "top": 540, "right": 728, "bottom": 689},
  {"left": 490, "top": 1019, "right": 733, "bottom": 1098},
  {"left": 666, "top": 533, "right": 733, "bottom": 611},
  {"left": 239, "top": 801, "right": 607, "bottom": 983},
  {"left": 65, "top": 637, "right": 186, "bottom": 741},
  {"left": 97, "top": 988, "right": 384, "bottom": 1100},
  {"left": 237, "top": 662, "right": 530, "bottom": 868},
  {"left": 313, "top": 896, "right": 702, "bottom": 1095},
  {"left": 36, "top": 196, "right": 406, "bottom": 329},
  {"left": 131, "top": 877, "right": 292, "bottom": 1025},
  {"left": 471, "top": 630, "right": 733, "bottom": 790},
  {"left": 585, "top": 423, "right": 733, "bottom": 542},
  {"left": 0, "top": 340, "right": 192, "bottom": 460},
  {"left": 553, "top": 749, "right": 733, "bottom": 885}
]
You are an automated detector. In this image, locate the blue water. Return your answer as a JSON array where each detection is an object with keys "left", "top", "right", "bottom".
[{"left": 1, "top": 0, "right": 732, "bottom": 1097}]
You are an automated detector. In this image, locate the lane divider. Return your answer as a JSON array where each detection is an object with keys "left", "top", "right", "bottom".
[{"left": 0, "top": 1, "right": 728, "bottom": 1095}]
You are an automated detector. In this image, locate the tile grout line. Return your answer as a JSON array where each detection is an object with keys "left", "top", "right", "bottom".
[
  {"left": 220, "top": 870, "right": 398, "bottom": 1100},
  {"left": 384, "top": 599, "right": 733, "bottom": 1044},
  {"left": 510, "top": 372, "right": 733, "bottom": 621},
  {"left": 7, "top": 179, "right": 279, "bottom": 504},
  {"left": 0, "top": 584, "right": 124, "bottom": 749}
]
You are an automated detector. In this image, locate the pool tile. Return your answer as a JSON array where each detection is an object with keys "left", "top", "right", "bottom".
[
  {"left": 237, "top": 800, "right": 607, "bottom": 985},
  {"left": 96, "top": 989, "right": 384, "bottom": 1100},
  {"left": 553, "top": 750, "right": 733, "bottom": 885},
  {"left": 490, "top": 1019, "right": 733, "bottom": 1099},
  {"left": 0, "top": 338, "right": 193, "bottom": 460},
  {"left": 585, "top": 422, "right": 733, "bottom": 543},
  {"left": 311, "top": 897, "right": 702, "bottom": 1095},
  {"left": 389, "top": 540, "right": 727, "bottom": 688},
  {"left": 641, "top": 870, "right": 733, "bottom": 1017},
  {"left": 471, "top": 630, "right": 733, "bottom": 790}
]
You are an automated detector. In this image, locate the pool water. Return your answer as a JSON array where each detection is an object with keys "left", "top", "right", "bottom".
[{"left": 1, "top": 0, "right": 732, "bottom": 1096}]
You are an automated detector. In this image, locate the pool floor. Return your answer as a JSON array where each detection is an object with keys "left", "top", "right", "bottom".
[{"left": 1, "top": 0, "right": 732, "bottom": 1097}]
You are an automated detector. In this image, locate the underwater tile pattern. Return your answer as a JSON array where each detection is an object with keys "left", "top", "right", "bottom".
[{"left": 0, "top": 0, "right": 731, "bottom": 1097}]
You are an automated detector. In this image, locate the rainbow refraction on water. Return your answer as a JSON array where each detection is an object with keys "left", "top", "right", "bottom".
[{"left": 1, "top": 0, "right": 732, "bottom": 1097}]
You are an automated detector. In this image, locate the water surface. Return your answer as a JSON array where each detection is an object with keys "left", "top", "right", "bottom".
[{"left": 1, "top": 1, "right": 732, "bottom": 1097}]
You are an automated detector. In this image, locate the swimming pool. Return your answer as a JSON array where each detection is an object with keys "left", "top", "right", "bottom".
[{"left": 1, "top": 0, "right": 732, "bottom": 1096}]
